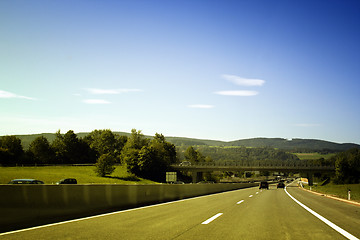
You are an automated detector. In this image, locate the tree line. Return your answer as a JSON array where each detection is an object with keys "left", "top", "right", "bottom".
[
  {"left": 1, "top": 130, "right": 359, "bottom": 183},
  {"left": 0, "top": 129, "right": 177, "bottom": 182}
]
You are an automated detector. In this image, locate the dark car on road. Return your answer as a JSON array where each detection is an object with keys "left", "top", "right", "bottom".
[
  {"left": 56, "top": 178, "right": 77, "bottom": 184},
  {"left": 259, "top": 181, "right": 269, "bottom": 189},
  {"left": 8, "top": 179, "right": 44, "bottom": 184},
  {"left": 277, "top": 182, "right": 285, "bottom": 188}
]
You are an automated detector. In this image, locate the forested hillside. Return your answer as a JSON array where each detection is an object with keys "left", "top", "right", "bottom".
[{"left": 177, "top": 146, "right": 300, "bottom": 164}]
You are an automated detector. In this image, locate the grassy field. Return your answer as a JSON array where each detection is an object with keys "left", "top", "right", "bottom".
[
  {"left": 0, "top": 165, "right": 158, "bottom": 185},
  {"left": 294, "top": 152, "right": 336, "bottom": 160},
  {"left": 304, "top": 183, "right": 360, "bottom": 202}
]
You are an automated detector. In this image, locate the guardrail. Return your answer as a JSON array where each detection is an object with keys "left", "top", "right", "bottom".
[{"left": 0, "top": 182, "right": 257, "bottom": 233}]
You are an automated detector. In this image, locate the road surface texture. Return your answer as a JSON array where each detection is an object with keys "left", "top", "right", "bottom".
[{"left": 1, "top": 182, "right": 359, "bottom": 240}]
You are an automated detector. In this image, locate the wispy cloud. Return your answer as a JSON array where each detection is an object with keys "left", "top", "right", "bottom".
[
  {"left": 83, "top": 99, "right": 111, "bottom": 104},
  {"left": 222, "top": 74, "right": 265, "bottom": 86},
  {"left": 0, "top": 90, "right": 36, "bottom": 100},
  {"left": 215, "top": 90, "right": 259, "bottom": 96},
  {"left": 293, "top": 123, "right": 321, "bottom": 127},
  {"left": 188, "top": 104, "right": 214, "bottom": 109},
  {"left": 86, "top": 88, "right": 143, "bottom": 94}
]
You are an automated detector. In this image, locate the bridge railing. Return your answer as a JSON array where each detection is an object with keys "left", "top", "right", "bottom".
[{"left": 174, "top": 161, "right": 335, "bottom": 170}]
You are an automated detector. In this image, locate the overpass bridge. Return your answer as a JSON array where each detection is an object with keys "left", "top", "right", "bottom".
[{"left": 171, "top": 162, "right": 335, "bottom": 185}]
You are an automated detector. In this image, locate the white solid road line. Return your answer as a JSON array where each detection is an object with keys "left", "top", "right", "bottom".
[
  {"left": 237, "top": 200, "right": 244, "bottom": 204},
  {"left": 284, "top": 186, "right": 359, "bottom": 240},
  {"left": 201, "top": 213, "right": 223, "bottom": 225}
]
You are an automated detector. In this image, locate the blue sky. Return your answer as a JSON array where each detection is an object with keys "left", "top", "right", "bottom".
[{"left": 1, "top": 0, "right": 360, "bottom": 144}]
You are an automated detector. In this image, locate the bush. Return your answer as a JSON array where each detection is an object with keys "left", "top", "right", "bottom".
[{"left": 94, "top": 153, "right": 116, "bottom": 177}]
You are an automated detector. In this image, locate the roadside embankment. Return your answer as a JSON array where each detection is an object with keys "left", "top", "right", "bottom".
[
  {"left": 298, "top": 182, "right": 360, "bottom": 206},
  {"left": 0, "top": 183, "right": 257, "bottom": 233}
]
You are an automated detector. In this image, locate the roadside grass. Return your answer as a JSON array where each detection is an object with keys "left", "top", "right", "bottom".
[
  {"left": 304, "top": 183, "right": 360, "bottom": 202},
  {"left": 0, "top": 165, "right": 158, "bottom": 185},
  {"left": 294, "top": 152, "right": 336, "bottom": 160}
]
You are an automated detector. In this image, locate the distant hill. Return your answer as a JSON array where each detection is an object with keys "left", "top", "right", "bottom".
[
  {"left": 166, "top": 137, "right": 359, "bottom": 152},
  {"left": 1, "top": 132, "right": 359, "bottom": 152},
  {"left": 165, "top": 136, "right": 226, "bottom": 147},
  {"left": 226, "top": 138, "right": 360, "bottom": 151}
]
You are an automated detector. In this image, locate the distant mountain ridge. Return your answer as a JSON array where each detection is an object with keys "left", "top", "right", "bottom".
[
  {"left": 226, "top": 138, "right": 359, "bottom": 151},
  {"left": 166, "top": 137, "right": 359, "bottom": 151},
  {"left": 2, "top": 132, "right": 359, "bottom": 152}
]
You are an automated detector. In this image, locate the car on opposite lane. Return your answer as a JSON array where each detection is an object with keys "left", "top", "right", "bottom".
[
  {"left": 8, "top": 179, "right": 44, "bottom": 184},
  {"left": 56, "top": 178, "right": 77, "bottom": 184}
]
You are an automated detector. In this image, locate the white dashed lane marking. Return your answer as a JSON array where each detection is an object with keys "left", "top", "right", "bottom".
[{"left": 201, "top": 213, "right": 223, "bottom": 225}]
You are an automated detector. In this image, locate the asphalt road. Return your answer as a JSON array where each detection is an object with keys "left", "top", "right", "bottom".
[{"left": 1, "top": 182, "right": 359, "bottom": 240}]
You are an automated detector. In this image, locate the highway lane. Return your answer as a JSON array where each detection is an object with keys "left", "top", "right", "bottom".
[{"left": 1, "top": 183, "right": 359, "bottom": 240}]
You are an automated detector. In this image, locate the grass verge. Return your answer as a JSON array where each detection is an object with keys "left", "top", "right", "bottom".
[
  {"left": 294, "top": 152, "right": 335, "bottom": 160},
  {"left": 0, "top": 166, "right": 158, "bottom": 184},
  {"left": 304, "top": 182, "right": 360, "bottom": 202}
]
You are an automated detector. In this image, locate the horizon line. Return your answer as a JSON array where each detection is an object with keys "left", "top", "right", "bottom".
[{"left": 0, "top": 131, "right": 358, "bottom": 145}]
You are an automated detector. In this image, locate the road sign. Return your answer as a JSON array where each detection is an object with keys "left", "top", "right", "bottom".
[{"left": 166, "top": 172, "right": 177, "bottom": 183}]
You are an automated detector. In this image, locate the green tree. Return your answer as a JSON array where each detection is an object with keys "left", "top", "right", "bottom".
[
  {"left": 122, "top": 147, "right": 142, "bottom": 176},
  {"left": 28, "top": 136, "right": 55, "bottom": 164},
  {"left": 85, "top": 129, "right": 118, "bottom": 157},
  {"left": 0, "top": 135, "right": 24, "bottom": 164},
  {"left": 184, "top": 146, "right": 198, "bottom": 163},
  {"left": 137, "top": 145, "right": 158, "bottom": 178},
  {"left": 63, "top": 130, "right": 81, "bottom": 163},
  {"left": 205, "top": 156, "right": 213, "bottom": 163},
  {"left": 121, "top": 129, "right": 149, "bottom": 174},
  {"left": 51, "top": 130, "right": 66, "bottom": 163},
  {"left": 125, "top": 129, "right": 149, "bottom": 150},
  {"left": 151, "top": 133, "right": 177, "bottom": 166},
  {"left": 184, "top": 146, "right": 205, "bottom": 163},
  {"left": 94, "top": 153, "right": 116, "bottom": 177},
  {"left": 135, "top": 134, "right": 177, "bottom": 181},
  {"left": 121, "top": 130, "right": 177, "bottom": 182},
  {"left": 0, "top": 147, "right": 12, "bottom": 165},
  {"left": 115, "top": 135, "right": 128, "bottom": 159},
  {"left": 334, "top": 148, "right": 360, "bottom": 184},
  {"left": 52, "top": 130, "right": 96, "bottom": 164}
]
